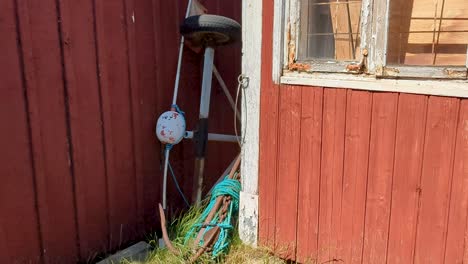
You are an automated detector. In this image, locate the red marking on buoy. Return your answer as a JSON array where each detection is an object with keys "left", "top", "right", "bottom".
[{"left": 160, "top": 130, "right": 166, "bottom": 136}]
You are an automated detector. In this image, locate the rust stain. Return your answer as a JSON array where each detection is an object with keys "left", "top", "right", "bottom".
[
  {"left": 346, "top": 63, "right": 363, "bottom": 72},
  {"left": 346, "top": 48, "right": 368, "bottom": 74},
  {"left": 443, "top": 68, "right": 467, "bottom": 78},
  {"left": 383, "top": 67, "right": 400, "bottom": 77},
  {"left": 286, "top": 21, "right": 311, "bottom": 72},
  {"left": 289, "top": 62, "right": 311, "bottom": 72}
]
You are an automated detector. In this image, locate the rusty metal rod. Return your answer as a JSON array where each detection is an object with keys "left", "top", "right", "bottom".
[
  {"left": 191, "top": 154, "right": 241, "bottom": 248},
  {"left": 158, "top": 203, "right": 180, "bottom": 255}
]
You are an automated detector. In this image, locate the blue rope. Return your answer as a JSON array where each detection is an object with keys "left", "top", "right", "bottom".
[
  {"left": 171, "top": 104, "right": 185, "bottom": 117},
  {"left": 184, "top": 177, "right": 241, "bottom": 258},
  {"left": 164, "top": 144, "right": 190, "bottom": 208},
  {"left": 168, "top": 162, "right": 190, "bottom": 208}
]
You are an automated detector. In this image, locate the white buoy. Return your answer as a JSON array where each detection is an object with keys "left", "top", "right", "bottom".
[{"left": 156, "top": 111, "right": 186, "bottom": 145}]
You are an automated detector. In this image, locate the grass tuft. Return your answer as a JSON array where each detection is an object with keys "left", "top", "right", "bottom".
[{"left": 124, "top": 203, "right": 285, "bottom": 264}]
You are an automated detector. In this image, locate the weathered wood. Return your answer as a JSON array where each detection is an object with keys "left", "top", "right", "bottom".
[
  {"left": 0, "top": 0, "right": 42, "bottom": 261},
  {"left": 58, "top": 0, "right": 109, "bottom": 257},
  {"left": 16, "top": 0, "right": 79, "bottom": 261},
  {"left": 241, "top": 0, "right": 262, "bottom": 196},
  {"left": 94, "top": 0, "right": 138, "bottom": 249},
  {"left": 317, "top": 88, "right": 347, "bottom": 263},
  {"left": 362, "top": 92, "right": 398, "bottom": 263},
  {"left": 386, "top": 94, "right": 428, "bottom": 264},
  {"left": 414, "top": 96, "right": 459, "bottom": 263},
  {"left": 339, "top": 90, "right": 372, "bottom": 263},
  {"left": 274, "top": 85, "right": 302, "bottom": 260},
  {"left": 281, "top": 73, "right": 468, "bottom": 98},
  {"left": 444, "top": 100, "right": 468, "bottom": 263},
  {"left": 258, "top": 0, "right": 280, "bottom": 249},
  {"left": 296, "top": 87, "right": 323, "bottom": 263}
]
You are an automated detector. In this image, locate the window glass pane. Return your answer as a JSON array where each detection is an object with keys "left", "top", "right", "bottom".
[
  {"left": 387, "top": 0, "right": 468, "bottom": 66},
  {"left": 299, "top": 0, "right": 362, "bottom": 61}
]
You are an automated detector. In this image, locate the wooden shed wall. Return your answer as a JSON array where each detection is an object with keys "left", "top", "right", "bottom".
[
  {"left": 0, "top": 0, "right": 240, "bottom": 262},
  {"left": 258, "top": 1, "right": 468, "bottom": 263}
]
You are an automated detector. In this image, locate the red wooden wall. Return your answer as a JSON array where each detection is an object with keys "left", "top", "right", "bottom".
[
  {"left": 258, "top": 0, "right": 468, "bottom": 263},
  {"left": 0, "top": 0, "right": 240, "bottom": 262}
]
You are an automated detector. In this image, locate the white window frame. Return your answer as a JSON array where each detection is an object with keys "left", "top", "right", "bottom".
[{"left": 273, "top": 0, "right": 468, "bottom": 97}]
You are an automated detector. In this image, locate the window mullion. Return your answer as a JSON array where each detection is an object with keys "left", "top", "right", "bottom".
[{"left": 369, "top": 0, "right": 390, "bottom": 75}]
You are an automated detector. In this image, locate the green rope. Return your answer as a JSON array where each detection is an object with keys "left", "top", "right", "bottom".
[{"left": 184, "top": 176, "right": 241, "bottom": 258}]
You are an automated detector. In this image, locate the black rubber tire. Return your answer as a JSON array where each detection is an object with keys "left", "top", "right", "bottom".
[{"left": 180, "top": 15, "right": 241, "bottom": 47}]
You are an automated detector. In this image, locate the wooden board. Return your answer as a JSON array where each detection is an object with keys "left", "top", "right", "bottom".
[
  {"left": 58, "top": 0, "right": 109, "bottom": 257},
  {"left": 16, "top": 0, "right": 79, "bottom": 261},
  {"left": 317, "top": 88, "right": 347, "bottom": 263},
  {"left": 258, "top": 0, "right": 280, "bottom": 248},
  {"left": 414, "top": 96, "right": 459, "bottom": 263},
  {"left": 274, "top": 85, "right": 302, "bottom": 260},
  {"left": 94, "top": 0, "right": 138, "bottom": 250},
  {"left": 0, "top": 0, "right": 42, "bottom": 261},
  {"left": 386, "top": 94, "right": 428, "bottom": 264},
  {"left": 444, "top": 99, "right": 468, "bottom": 264},
  {"left": 296, "top": 87, "right": 323, "bottom": 262},
  {"left": 362, "top": 92, "right": 398, "bottom": 263},
  {"left": 339, "top": 90, "right": 372, "bottom": 264}
]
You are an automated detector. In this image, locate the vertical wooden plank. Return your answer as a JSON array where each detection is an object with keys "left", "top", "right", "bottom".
[
  {"left": 94, "top": 0, "right": 137, "bottom": 250},
  {"left": 338, "top": 90, "right": 372, "bottom": 264},
  {"left": 317, "top": 88, "right": 347, "bottom": 263},
  {"left": 386, "top": 94, "right": 428, "bottom": 264},
  {"left": 296, "top": 87, "right": 323, "bottom": 262},
  {"left": 128, "top": 0, "right": 161, "bottom": 233},
  {"left": 274, "top": 85, "right": 302, "bottom": 260},
  {"left": 362, "top": 93, "right": 399, "bottom": 263},
  {"left": 123, "top": 0, "right": 146, "bottom": 237},
  {"left": 258, "top": 0, "right": 279, "bottom": 248},
  {"left": 414, "top": 96, "right": 459, "bottom": 264},
  {"left": 16, "top": 0, "right": 79, "bottom": 261},
  {"left": 444, "top": 100, "right": 468, "bottom": 264},
  {"left": 57, "top": 0, "right": 109, "bottom": 259},
  {"left": 0, "top": 0, "right": 42, "bottom": 262}
]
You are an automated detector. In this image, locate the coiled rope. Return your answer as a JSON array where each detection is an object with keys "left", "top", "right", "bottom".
[{"left": 184, "top": 177, "right": 241, "bottom": 258}]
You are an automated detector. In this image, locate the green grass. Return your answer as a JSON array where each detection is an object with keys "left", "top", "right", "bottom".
[{"left": 124, "top": 204, "right": 285, "bottom": 264}]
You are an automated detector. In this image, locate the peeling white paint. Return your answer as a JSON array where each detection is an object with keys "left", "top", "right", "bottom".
[
  {"left": 238, "top": 191, "right": 259, "bottom": 246},
  {"left": 240, "top": 0, "right": 262, "bottom": 246}
]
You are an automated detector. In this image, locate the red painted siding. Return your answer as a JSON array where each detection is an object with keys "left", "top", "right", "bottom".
[
  {"left": 0, "top": 0, "right": 240, "bottom": 262},
  {"left": 259, "top": 0, "right": 468, "bottom": 262},
  {"left": 259, "top": 84, "right": 468, "bottom": 263}
]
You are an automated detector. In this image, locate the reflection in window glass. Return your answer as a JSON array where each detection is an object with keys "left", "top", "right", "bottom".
[
  {"left": 387, "top": 0, "right": 468, "bottom": 66},
  {"left": 299, "top": 0, "right": 362, "bottom": 61}
]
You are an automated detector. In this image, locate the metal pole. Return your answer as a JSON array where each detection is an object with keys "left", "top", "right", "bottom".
[
  {"left": 171, "top": 0, "right": 193, "bottom": 106},
  {"left": 185, "top": 131, "right": 239, "bottom": 143},
  {"left": 193, "top": 47, "right": 215, "bottom": 204},
  {"left": 162, "top": 148, "right": 170, "bottom": 210},
  {"left": 199, "top": 47, "right": 215, "bottom": 118},
  {"left": 162, "top": 0, "right": 192, "bottom": 212},
  {"left": 213, "top": 66, "right": 241, "bottom": 122}
]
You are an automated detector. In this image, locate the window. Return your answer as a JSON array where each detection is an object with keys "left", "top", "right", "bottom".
[
  {"left": 285, "top": 0, "right": 468, "bottom": 79},
  {"left": 299, "top": 0, "right": 362, "bottom": 61}
]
